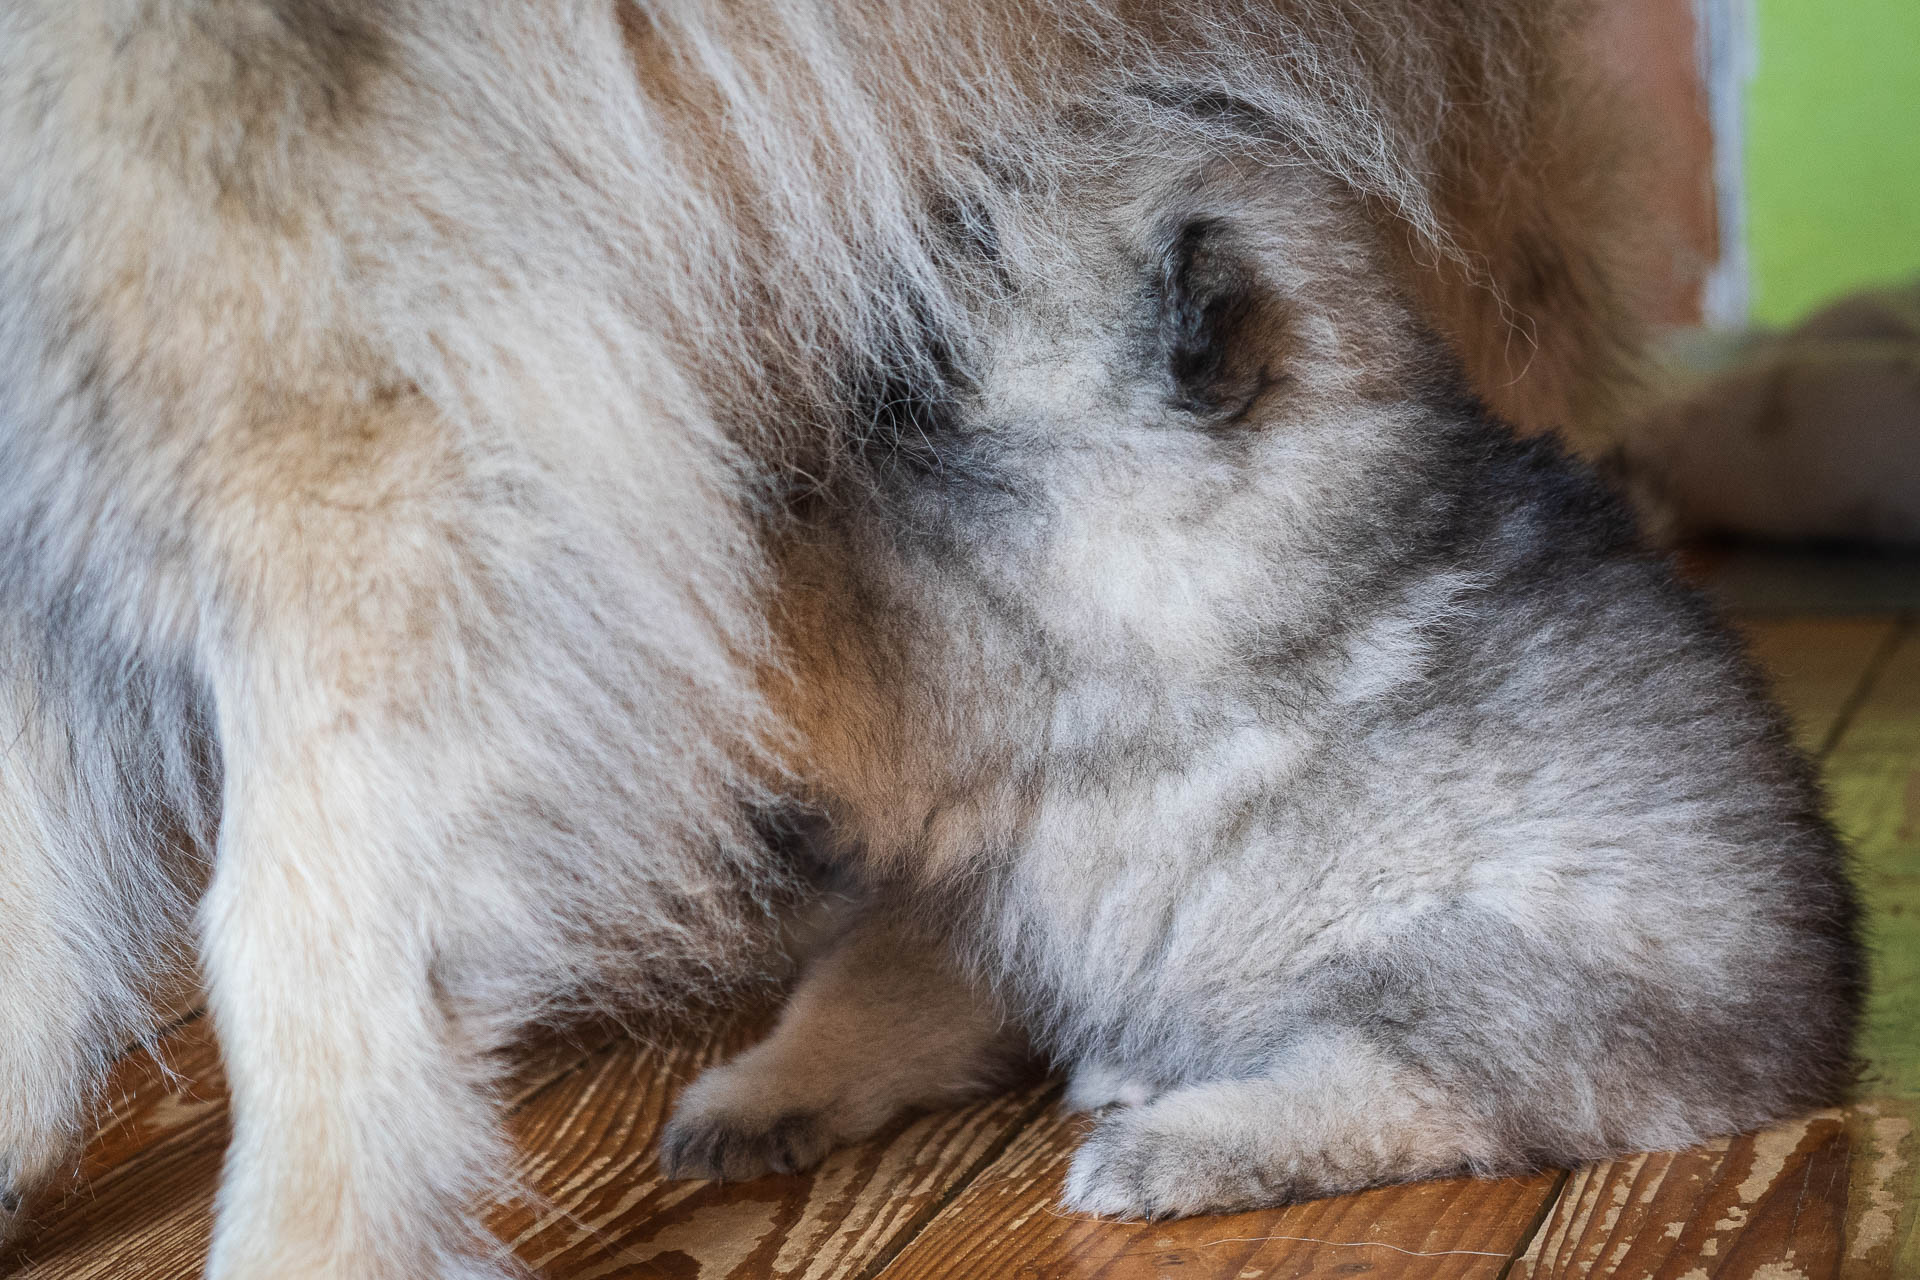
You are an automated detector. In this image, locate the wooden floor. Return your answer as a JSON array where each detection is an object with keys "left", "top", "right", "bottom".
[{"left": 5, "top": 552, "right": 1917, "bottom": 1279}]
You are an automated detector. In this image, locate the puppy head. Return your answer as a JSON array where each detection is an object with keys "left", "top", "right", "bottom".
[{"left": 771, "top": 115, "right": 1479, "bottom": 866}]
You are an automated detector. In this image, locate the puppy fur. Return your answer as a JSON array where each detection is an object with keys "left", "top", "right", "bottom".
[
  {"left": 4, "top": 0, "right": 1663, "bottom": 1272},
  {"left": 662, "top": 128, "right": 1862, "bottom": 1218}
]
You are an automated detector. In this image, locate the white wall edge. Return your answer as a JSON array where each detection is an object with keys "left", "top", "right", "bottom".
[{"left": 1696, "top": 0, "right": 1756, "bottom": 329}]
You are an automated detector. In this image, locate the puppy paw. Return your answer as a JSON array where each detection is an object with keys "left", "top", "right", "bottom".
[
  {"left": 1061, "top": 1107, "right": 1285, "bottom": 1220},
  {"left": 658, "top": 1063, "right": 842, "bottom": 1182},
  {"left": 659, "top": 1104, "right": 837, "bottom": 1182}
]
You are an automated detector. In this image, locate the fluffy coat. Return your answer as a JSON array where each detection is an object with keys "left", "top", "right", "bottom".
[
  {"left": 662, "top": 130, "right": 1862, "bottom": 1217},
  {"left": 2, "top": 0, "right": 1681, "bottom": 1272}
]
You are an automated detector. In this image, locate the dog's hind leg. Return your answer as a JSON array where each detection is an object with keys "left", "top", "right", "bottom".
[
  {"left": 191, "top": 498, "right": 537, "bottom": 1277},
  {"left": 200, "top": 821, "right": 512, "bottom": 1279},
  {"left": 1060, "top": 1029, "right": 1500, "bottom": 1220},
  {"left": 186, "top": 373, "right": 777, "bottom": 1276}
]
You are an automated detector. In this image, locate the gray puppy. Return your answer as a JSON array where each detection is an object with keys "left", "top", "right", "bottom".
[{"left": 662, "top": 129, "right": 1863, "bottom": 1218}]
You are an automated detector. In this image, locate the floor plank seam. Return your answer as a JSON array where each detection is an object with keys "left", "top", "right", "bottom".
[
  {"left": 1816, "top": 614, "right": 1914, "bottom": 759},
  {"left": 856, "top": 1084, "right": 1065, "bottom": 1280},
  {"left": 1494, "top": 1166, "right": 1570, "bottom": 1280}
]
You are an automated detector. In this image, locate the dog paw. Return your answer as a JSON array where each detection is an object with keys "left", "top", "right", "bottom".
[
  {"left": 658, "top": 1094, "right": 838, "bottom": 1182},
  {"left": 1060, "top": 1107, "right": 1285, "bottom": 1221}
]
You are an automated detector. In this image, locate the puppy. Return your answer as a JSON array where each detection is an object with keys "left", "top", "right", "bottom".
[
  {"left": 661, "top": 124, "right": 1863, "bottom": 1218},
  {"left": 2, "top": 0, "right": 1656, "bottom": 1272}
]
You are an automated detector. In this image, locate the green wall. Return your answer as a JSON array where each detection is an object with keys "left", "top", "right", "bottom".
[{"left": 1745, "top": 0, "right": 1920, "bottom": 325}]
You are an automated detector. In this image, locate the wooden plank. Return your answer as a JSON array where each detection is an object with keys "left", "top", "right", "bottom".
[
  {"left": 1825, "top": 622, "right": 1920, "bottom": 1276},
  {"left": 872, "top": 1108, "right": 1562, "bottom": 1280},
  {"left": 495, "top": 1033, "right": 1053, "bottom": 1279},
  {"left": 1512, "top": 1113, "right": 1852, "bottom": 1279},
  {"left": 1517, "top": 619, "right": 1920, "bottom": 1277}
]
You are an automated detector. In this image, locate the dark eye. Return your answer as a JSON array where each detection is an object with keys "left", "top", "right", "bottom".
[{"left": 1157, "top": 218, "right": 1288, "bottom": 425}]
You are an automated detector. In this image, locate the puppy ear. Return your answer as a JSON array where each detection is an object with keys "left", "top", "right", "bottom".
[{"left": 1157, "top": 218, "right": 1288, "bottom": 425}]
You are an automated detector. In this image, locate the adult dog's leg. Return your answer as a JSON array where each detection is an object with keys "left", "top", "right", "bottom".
[
  {"left": 190, "top": 405, "right": 536, "bottom": 1280},
  {"left": 661, "top": 909, "right": 1030, "bottom": 1181},
  {"left": 199, "top": 719, "right": 512, "bottom": 1279}
]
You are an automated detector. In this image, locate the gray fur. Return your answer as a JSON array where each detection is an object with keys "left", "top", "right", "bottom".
[{"left": 709, "top": 125, "right": 1862, "bottom": 1216}]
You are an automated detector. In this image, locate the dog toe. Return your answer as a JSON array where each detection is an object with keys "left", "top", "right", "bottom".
[
  {"left": 1061, "top": 1108, "right": 1285, "bottom": 1221},
  {"left": 659, "top": 1105, "right": 835, "bottom": 1182}
]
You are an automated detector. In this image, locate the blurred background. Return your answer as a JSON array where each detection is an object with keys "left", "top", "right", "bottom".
[
  {"left": 1600, "top": 0, "right": 1918, "bottom": 330},
  {"left": 1588, "top": 0, "right": 1920, "bottom": 557}
]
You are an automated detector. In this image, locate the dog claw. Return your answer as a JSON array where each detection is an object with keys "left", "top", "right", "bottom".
[{"left": 659, "top": 1106, "right": 836, "bottom": 1182}]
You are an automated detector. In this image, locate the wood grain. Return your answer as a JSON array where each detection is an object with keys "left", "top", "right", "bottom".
[
  {"left": 497, "top": 1030, "right": 1053, "bottom": 1280},
  {"left": 1512, "top": 1113, "right": 1853, "bottom": 1279},
  {"left": 2, "top": 1007, "right": 1051, "bottom": 1280},
  {"left": 872, "top": 1108, "right": 1562, "bottom": 1280}
]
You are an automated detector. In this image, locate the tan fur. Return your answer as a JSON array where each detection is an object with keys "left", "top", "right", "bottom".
[
  {"left": 662, "top": 910, "right": 1028, "bottom": 1181},
  {"left": 1404, "top": 10, "right": 1661, "bottom": 445}
]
